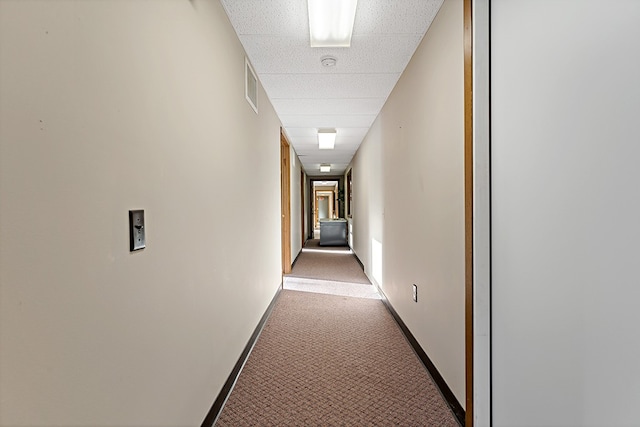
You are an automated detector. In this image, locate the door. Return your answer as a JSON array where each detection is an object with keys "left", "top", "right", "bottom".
[{"left": 280, "top": 131, "right": 291, "bottom": 274}]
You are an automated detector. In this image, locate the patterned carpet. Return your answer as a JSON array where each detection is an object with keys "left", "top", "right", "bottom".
[
  {"left": 215, "top": 290, "right": 460, "bottom": 426},
  {"left": 283, "top": 276, "right": 380, "bottom": 299},
  {"left": 288, "top": 241, "right": 370, "bottom": 284}
]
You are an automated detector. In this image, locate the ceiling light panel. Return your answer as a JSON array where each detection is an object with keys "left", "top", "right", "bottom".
[
  {"left": 297, "top": 153, "right": 356, "bottom": 163},
  {"left": 318, "top": 129, "right": 336, "bottom": 149},
  {"left": 284, "top": 127, "right": 369, "bottom": 139},
  {"left": 308, "top": 0, "right": 358, "bottom": 47},
  {"left": 289, "top": 136, "right": 363, "bottom": 148},
  {"left": 311, "top": 164, "right": 349, "bottom": 175}
]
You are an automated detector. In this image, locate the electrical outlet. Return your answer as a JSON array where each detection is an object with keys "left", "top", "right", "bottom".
[{"left": 412, "top": 284, "right": 417, "bottom": 302}]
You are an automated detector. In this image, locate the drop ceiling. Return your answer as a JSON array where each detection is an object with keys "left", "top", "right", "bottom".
[{"left": 220, "top": 0, "right": 444, "bottom": 176}]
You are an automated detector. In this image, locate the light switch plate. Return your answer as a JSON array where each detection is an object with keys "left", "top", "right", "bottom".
[{"left": 129, "top": 210, "right": 145, "bottom": 251}]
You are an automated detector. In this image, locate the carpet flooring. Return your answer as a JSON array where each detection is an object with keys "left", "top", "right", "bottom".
[
  {"left": 288, "top": 241, "right": 370, "bottom": 284},
  {"left": 283, "top": 276, "right": 380, "bottom": 300},
  {"left": 215, "top": 290, "right": 460, "bottom": 426},
  {"left": 303, "top": 238, "right": 350, "bottom": 251}
]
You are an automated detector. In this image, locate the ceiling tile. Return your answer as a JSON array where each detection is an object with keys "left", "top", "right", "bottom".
[
  {"left": 353, "top": 0, "right": 444, "bottom": 35},
  {"left": 283, "top": 127, "right": 318, "bottom": 138},
  {"left": 280, "top": 114, "right": 376, "bottom": 128},
  {"left": 261, "top": 73, "right": 400, "bottom": 99},
  {"left": 272, "top": 98, "right": 385, "bottom": 116},
  {"left": 297, "top": 153, "right": 356, "bottom": 162},
  {"left": 220, "top": 0, "right": 307, "bottom": 36},
  {"left": 241, "top": 34, "right": 424, "bottom": 74}
]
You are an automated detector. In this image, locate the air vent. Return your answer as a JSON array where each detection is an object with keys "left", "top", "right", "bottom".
[{"left": 245, "top": 58, "right": 258, "bottom": 114}]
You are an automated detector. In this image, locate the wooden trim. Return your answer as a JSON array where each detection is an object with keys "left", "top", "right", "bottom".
[
  {"left": 345, "top": 168, "right": 353, "bottom": 218},
  {"left": 280, "top": 131, "right": 292, "bottom": 274},
  {"left": 200, "top": 286, "right": 282, "bottom": 427},
  {"left": 301, "top": 170, "right": 305, "bottom": 247},
  {"left": 464, "top": 0, "right": 474, "bottom": 425},
  {"left": 308, "top": 176, "right": 344, "bottom": 233},
  {"left": 315, "top": 190, "right": 335, "bottom": 226},
  {"left": 374, "top": 284, "right": 466, "bottom": 426}
]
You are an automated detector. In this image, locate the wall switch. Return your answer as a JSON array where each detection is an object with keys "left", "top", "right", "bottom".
[
  {"left": 412, "top": 284, "right": 418, "bottom": 302},
  {"left": 129, "top": 210, "right": 145, "bottom": 251}
]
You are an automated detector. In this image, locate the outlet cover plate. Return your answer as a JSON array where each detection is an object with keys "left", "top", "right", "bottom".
[{"left": 129, "top": 210, "right": 145, "bottom": 251}]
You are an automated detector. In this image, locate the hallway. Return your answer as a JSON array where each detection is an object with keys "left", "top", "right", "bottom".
[
  {"left": 2, "top": 1, "right": 639, "bottom": 426},
  {"left": 214, "top": 241, "right": 460, "bottom": 425}
]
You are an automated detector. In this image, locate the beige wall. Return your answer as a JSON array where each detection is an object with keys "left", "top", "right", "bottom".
[
  {"left": 0, "top": 1, "right": 282, "bottom": 426},
  {"left": 349, "top": 0, "right": 465, "bottom": 405},
  {"left": 349, "top": 119, "right": 383, "bottom": 278}
]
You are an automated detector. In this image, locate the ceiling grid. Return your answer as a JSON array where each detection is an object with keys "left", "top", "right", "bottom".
[{"left": 220, "top": 0, "right": 444, "bottom": 175}]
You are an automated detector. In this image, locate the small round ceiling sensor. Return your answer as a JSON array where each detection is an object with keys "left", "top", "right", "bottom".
[{"left": 321, "top": 56, "right": 337, "bottom": 67}]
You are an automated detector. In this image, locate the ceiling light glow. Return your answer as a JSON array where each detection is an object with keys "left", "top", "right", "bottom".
[
  {"left": 318, "top": 129, "right": 336, "bottom": 149},
  {"left": 308, "top": 0, "right": 358, "bottom": 47},
  {"left": 320, "top": 165, "right": 331, "bottom": 173}
]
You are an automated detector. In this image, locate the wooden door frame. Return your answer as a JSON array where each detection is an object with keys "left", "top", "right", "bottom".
[
  {"left": 345, "top": 168, "right": 353, "bottom": 218},
  {"left": 308, "top": 177, "right": 342, "bottom": 234},
  {"left": 314, "top": 190, "right": 334, "bottom": 227},
  {"left": 464, "top": 0, "right": 473, "bottom": 424},
  {"left": 301, "top": 171, "right": 305, "bottom": 247},
  {"left": 280, "top": 130, "right": 292, "bottom": 275}
]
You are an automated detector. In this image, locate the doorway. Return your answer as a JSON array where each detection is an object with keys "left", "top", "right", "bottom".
[
  {"left": 315, "top": 191, "right": 333, "bottom": 225},
  {"left": 310, "top": 180, "right": 340, "bottom": 239}
]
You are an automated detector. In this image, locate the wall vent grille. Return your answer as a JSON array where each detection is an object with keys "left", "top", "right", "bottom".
[{"left": 245, "top": 58, "right": 258, "bottom": 114}]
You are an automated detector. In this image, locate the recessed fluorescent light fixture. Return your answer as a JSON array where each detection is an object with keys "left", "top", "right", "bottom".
[
  {"left": 308, "top": 0, "right": 358, "bottom": 47},
  {"left": 318, "top": 129, "right": 336, "bottom": 149},
  {"left": 320, "top": 165, "right": 331, "bottom": 173}
]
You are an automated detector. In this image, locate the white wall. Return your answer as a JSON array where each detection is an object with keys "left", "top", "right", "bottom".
[
  {"left": 289, "top": 146, "right": 303, "bottom": 259},
  {"left": 349, "top": 0, "right": 465, "bottom": 405},
  {"left": 0, "top": 1, "right": 282, "bottom": 426},
  {"left": 491, "top": 1, "right": 640, "bottom": 425}
]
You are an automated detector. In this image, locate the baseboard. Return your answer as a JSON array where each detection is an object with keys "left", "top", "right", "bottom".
[
  {"left": 291, "top": 248, "right": 303, "bottom": 269},
  {"left": 352, "top": 250, "right": 365, "bottom": 271},
  {"left": 200, "top": 285, "right": 282, "bottom": 427},
  {"left": 374, "top": 284, "right": 466, "bottom": 427}
]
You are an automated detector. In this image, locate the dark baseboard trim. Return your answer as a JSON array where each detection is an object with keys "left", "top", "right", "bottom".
[
  {"left": 374, "top": 284, "right": 466, "bottom": 427},
  {"left": 291, "top": 248, "right": 303, "bottom": 269},
  {"left": 201, "top": 285, "right": 282, "bottom": 427},
  {"left": 352, "top": 250, "right": 365, "bottom": 271}
]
